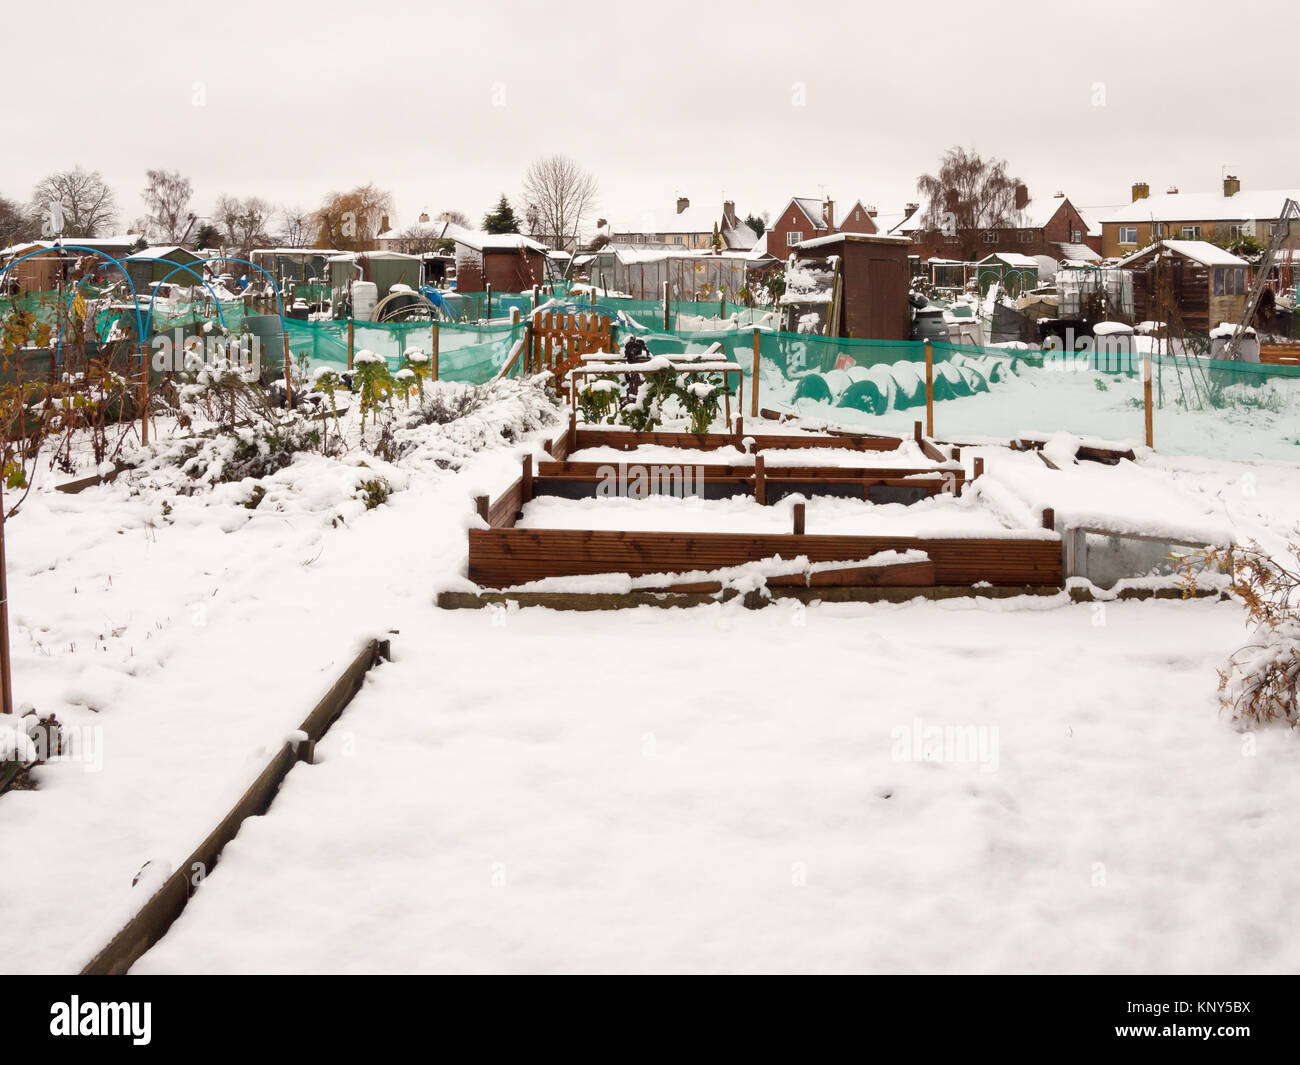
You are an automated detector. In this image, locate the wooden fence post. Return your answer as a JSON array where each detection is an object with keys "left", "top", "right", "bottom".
[
  {"left": 925, "top": 340, "right": 934, "bottom": 438},
  {"left": 754, "top": 453, "right": 766, "bottom": 505},
  {"left": 914, "top": 420, "right": 923, "bottom": 444},
  {"left": 973, "top": 457, "right": 985, "bottom": 480},
  {"left": 474, "top": 495, "right": 490, "bottom": 523},
  {"left": 1042, "top": 507, "right": 1055, "bottom": 532},
  {"left": 430, "top": 320, "right": 439, "bottom": 381},
  {"left": 662, "top": 281, "right": 669, "bottom": 331},
  {"left": 792, "top": 501, "right": 805, "bottom": 535},
  {"left": 1143, "top": 352, "right": 1153, "bottom": 448},
  {"left": 485, "top": 282, "right": 492, "bottom": 321},
  {"left": 347, "top": 317, "right": 354, "bottom": 371},
  {"left": 521, "top": 453, "right": 534, "bottom": 506},
  {"left": 751, "top": 329, "right": 760, "bottom": 417}
]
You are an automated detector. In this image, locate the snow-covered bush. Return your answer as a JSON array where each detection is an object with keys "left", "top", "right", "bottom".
[{"left": 1181, "top": 541, "right": 1300, "bottom": 725}]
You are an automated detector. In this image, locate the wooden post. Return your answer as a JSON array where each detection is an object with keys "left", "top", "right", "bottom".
[
  {"left": 914, "top": 420, "right": 923, "bottom": 444},
  {"left": 510, "top": 307, "right": 521, "bottom": 326},
  {"left": 474, "top": 495, "right": 490, "bottom": 523},
  {"left": 792, "top": 501, "right": 805, "bottom": 535},
  {"left": 973, "top": 457, "right": 985, "bottom": 479},
  {"left": 568, "top": 409, "right": 576, "bottom": 453},
  {"left": 485, "top": 282, "right": 492, "bottom": 321},
  {"left": 1042, "top": 507, "right": 1055, "bottom": 532},
  {"left": 430, "top": 320, "right": 439, "bottom": 381},
  {"left": 521, "top": 453, "right": 534, "bottom": 505},
  {"left": 0, "top": 479, "right": 12, "bottom": 715},
  {"left": 283, "top": 331, "right": 292, "bottom": 408},
  {"left": 532, "top": 284, "right": 539, "bottom": 313},
  {"left": 662, "top": 281, "right": 669, "bottom": 331},
  {"left": 924, "top": 340, "right": 934, "bottom": 438},
  {"left": 750, "top": 329, "right": 760, "bottom": 417},
  {"left": 1143, "top": 352, "right": 1153, "bottom": 448},
  {"left": 951, "top": 446, "right": 961, "bottom": 462},
  {"left": 139, "top": 342, "right": 150, "bottom": 445},
  {"left": 734, "top": 415, "right": 743, "bottom": 451},
  {"left": 347, "top": 317, "right": 354, "bottom": 371},
  {"left": 754, "top": 453, "right": 766, "bottom": 505},
  {"left": 719, "top": 294, "right": 724, "bottom": 320}
]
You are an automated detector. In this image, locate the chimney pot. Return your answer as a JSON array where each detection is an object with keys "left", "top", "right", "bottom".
[
  {"left": 1131, "top": 182, "right": 1150, "bottom": 202},
  {"left": 1014, "top": 184, "right": 1030, "bottom": 210},
  {"left": 676, "top": 197, "right": 689, "bottom": 215},
  {"left": 1223, "top": 174, "right": 1241, "bottom": 197},
  {"left": 823, "top": 198, "right": 835, "bottom": 229},
  {"left": 1166, "top": 186, "right": 1179, "bottom": 195}
]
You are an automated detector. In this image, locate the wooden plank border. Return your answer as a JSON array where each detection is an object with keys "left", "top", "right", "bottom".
[{"left": 79, "top": 638, "right": 391, "bottom": 975}]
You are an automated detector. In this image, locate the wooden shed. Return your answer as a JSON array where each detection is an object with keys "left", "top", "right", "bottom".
[
  {"left": 453, "top": 233, "right": 549, "bottom": 293},
  {"left": 124, "top": 246, "right": 205, "bottom": 292},
  {"left": 1117, "top": 240, "right": 1250, "bottom": 335},
  {"left": 794, "top": 232, "right": 912, "bottom": 340},
  {"left": 976, "top": 252, "right": 1039, "bottom": 297}
]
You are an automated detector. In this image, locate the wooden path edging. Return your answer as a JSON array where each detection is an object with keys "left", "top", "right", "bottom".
[{"left": 79, "top": 637, "right": 391, "bottom": 975}]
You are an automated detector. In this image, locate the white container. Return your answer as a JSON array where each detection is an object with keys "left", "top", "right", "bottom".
[{"left": 352, "top": 280, "right": 378, "bottom": 321}]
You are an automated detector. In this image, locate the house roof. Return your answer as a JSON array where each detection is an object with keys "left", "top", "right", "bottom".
[
  {"left": 1014, "top": 198, "right": 1069, "bottom": 229},
  {"left": 125, "top": 245, "right": 200, "bottom": 261},
  {"left": 979, "top": 252, "right": 1039, "bottom": 268},
  {"left": 1055, "top": 242, "right": 1102, "bottom": 263},
  {"left": 790, "top": 197, "right": 830, "bottom": 231},
  {"left": 796, "top": 232, "right": 912, "bottom": 251},
  {"left": 1104, "top": 189, "right": 1300, "bottom": 224},
  {"left": 1116, "top": 239, "right": 1248, "bottom": 268},
  {"left": 452, "top": 231, "right": 550, "bottom": 254}
]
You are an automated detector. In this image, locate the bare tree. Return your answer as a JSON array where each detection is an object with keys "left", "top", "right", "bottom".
[
  {"left": 276, "top": 205, "right": 314, "bottom": 248},
  {"left": 0, "top": 196, "right": 37, "bottom": 248},
  {"left": 214, "top": 195, "right": 273, "bottom": 255},
  {"left": 915, "top": 146, "right": 1023, "bottom": 260},
  {"left": 30, "top": 166, "right": 117, "bottom": 237},
  {"left": 521, "top": 154, "right": 597, "bottom": 250},
  {"left": 142, "top": 169, "right": 193, "bottom": 243}
]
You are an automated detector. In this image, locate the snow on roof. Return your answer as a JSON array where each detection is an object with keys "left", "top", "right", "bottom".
[
  {"left": 453, "top": 231, "right": 549, "bottom": 254},
  {"left": 796, "top": 231, "right": 911, "bottom": 251},
  {"left": 1116, "top": 239, "right": 1248, "bottom": 268},
  {"left": 1014, "top": 198, "right": 1068, "bottom": 230},
  {"left": 125, "top": 245, "right": 198, "bottom": 261},
  {"left": 1, "top": 235, "right": 139, "bottom": 258},
  {"left": 792, "top": 197, "right": 831, "bottom": 230},
  {"left": 980, "top": 252, "right": 1039, "bottom": 268},
  {"left": 1076, "top": 205, "right": 1116, "bottom": 238},
  {"left": 251, "top": 247, "right": 340, "bottom": 257},
  {"left": 747, "top": 232, "right": 775, "bottom": 261},
  {"left": 1055, "top": 242, "right": 1101, "bottom": 263},
  {"left": 1103, "top": 188, "right": 1300, "bottom": 224},
  {"left": 722, "top": 219, "right": 758, "bottom": 250}
]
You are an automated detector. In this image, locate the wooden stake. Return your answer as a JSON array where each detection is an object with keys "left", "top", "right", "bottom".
[
  {"left": 1042, "top": 507, "right": 1055, "bottom": 531},
  {"left": 1143, "top": 352, "right": 1153, "bottom": 448},
  {"left": 750, "top": 329, "right": 760, "bottom": 417},
  {"left": 474, "top": 495, "right": 490, "bottom": 523},
  {"left": 792, "top": 501, "right": 805, "bottom": 535},
  {"left": 914, "top": 420, "right": 923, "bottom": 444},
  {"left": 754, "top": 454, "right": 766, "bottom": 505},
  {"left": 662, "top": 281, "right": 670, "bottom": 331},
  {"left": 973, "top": 457, "right": 985, "bottom": 479},
  {"left": 485, "top": 281, "right": 492, "bottom": 320},
  {"left": 568, "top": 409, "right": 577, "bottom": 453},
  {"left": 430, "top": 320, "right": 439, "bottom": 381},
  {"left": 283, "top": 331, "right": 292, "bottom": 408},
  {"left": 521, "top": 454, "right": 534, "bottom": 506},
  {"left": 734, "top": 415, "right": 744, "bottom": 451},
  {"left": 925, "top": 340, "right": 934, "bottom": 438},
  {"left": 347, "top": 317, "right": 354, "bottom": 371},
  {"left": 140, "top": 342, "right": 150, "bottom": 445}
]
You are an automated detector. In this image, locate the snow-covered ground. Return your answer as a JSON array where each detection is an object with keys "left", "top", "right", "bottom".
[{"left": 3, "top": 376, "right": 1299, "bottom": 974}]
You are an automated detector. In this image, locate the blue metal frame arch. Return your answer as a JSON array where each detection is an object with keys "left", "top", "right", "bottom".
[{"left": 0, "top": 244, "right": 146, "bottom": 340}]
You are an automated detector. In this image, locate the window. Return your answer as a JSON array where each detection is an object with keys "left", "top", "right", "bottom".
[
  {"left": 672, "top": 235, "right": 684, "bottom": 245},
  {"left": 786, "top": 231, "right": 802, "bottom": 246},
  {"left": 1215, "top": 268, "right": 1246, "bottom": 296},
  {"left": 1226, "top": 224, "right": 1243, "bottom": 239},
  {"left": 982, "top": 231, "right": 999, "bottom": 244},
  {"left": 943, "top": 234, "right": 959, "bottom": 244},
  {"left": 1154, "top": 223, "right": 1168, "bottom": 238},
  {"left": 1071, "top": 229, "right": 1082, "bottom": 243},
  {"left": 1119, "top": 226, "right": 1138, "bottom": 244},
  {"left": 1018, "top": 230, "right": 1034, "bottom": 243},
  {"left": 1181, "top": 225, "right": 1201, "bottom": 239}
]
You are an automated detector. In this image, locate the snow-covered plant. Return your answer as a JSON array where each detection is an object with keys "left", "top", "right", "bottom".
[
  {"left": 399, "top": 346, "right": 432, "bottom": 403},
  {"left": 577, "top": 374, "right": 619, "bottom": 425},
  {"left": 352, "top": 350, "right": 393, "bottom": 435},
  {"left": 675, "top": 374, "right": 725, "bottom": 434},
  {"left": 1179, "top": 541, "right": 1300, "bottom": 725},
  {"left": 313, "top": 366, "right": 344, "bottom": 450}
]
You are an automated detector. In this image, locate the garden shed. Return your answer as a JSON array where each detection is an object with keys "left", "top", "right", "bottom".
[
  {"left": 793, "top": 232, "right": 912, "bottom": 340},
  {"left": 124, "top": 246, "right": 205, "bottom": 292},
  {"left": 1117, "top": 240, "right": 1250, "bottom": 335},
  {"left": 976, "top": 253, "right": 1039, "bottom": 297}
]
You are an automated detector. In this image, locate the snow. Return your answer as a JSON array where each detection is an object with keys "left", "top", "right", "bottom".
[{"left": 5, "top": 364, "right": 1300, "bottom": 976}]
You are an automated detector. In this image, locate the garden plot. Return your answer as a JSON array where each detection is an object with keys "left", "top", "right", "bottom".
[
  {"left": 565, "top": 440, "right": 946, "bottom": 470},
  {"left": 515, "top": 491, "right": 1023, "bottom": 538}
]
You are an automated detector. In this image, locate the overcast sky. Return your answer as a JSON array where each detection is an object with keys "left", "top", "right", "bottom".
[{"left": 7, "top": 0, "right": 1299, "bottom": 235}]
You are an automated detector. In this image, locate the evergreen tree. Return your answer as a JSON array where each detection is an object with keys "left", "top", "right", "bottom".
[{"left": 483, "top": 194, "right": 521, "bottom": 235}]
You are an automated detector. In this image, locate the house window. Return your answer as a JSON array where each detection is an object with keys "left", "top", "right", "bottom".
[
  {"left": 1226, "top": 224, "right": 1243, "bottom": 239},
  {"left": 943, "top": 234, "right": 959, "bottom": 244},
  {"left": 1018, "top": 230, "right": 1034, "bottom": 243},
  {"left": 1071, "top": 229, "right": 1082, "bottom": 242},
  {"left": 1214, "top": 268, "right": 1246, "bottom": 296},
  {"left": 1181, "top": 225, "right": 1201, "bottom": 239},
  {"left": 982, "top": 231, "right": 999, "bottom": 244},
  {"left": 672, "top": 235, "right": 684, "bottom": 245},
  {"left": 787, "top": 231, "right": 802, "bottom": 246},
  {"left": 1119, "top": 226, "right": 1138, "bottom": 244},
  {"left": 1154, "top": 223, "right": 1168, "bottom": 238}
]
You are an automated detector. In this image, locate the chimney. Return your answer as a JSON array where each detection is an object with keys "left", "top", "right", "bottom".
[
  {"left": 1223, "top": 174, "right": 1241, "bottom": 197},
  {"left": 1166, "top": 186, "right": 1179, "bottom": 195},
  {"left": 722, "top": 199, "right": 736, "bottom": 225},
  {"left": 418, "top": 211, "right": 429, "bottom": 223},
  {"left": 904, "top": 202, "right": 919, "bottom": 220},
  {"left": 379, "top": 214, "right": 390, "bottom": 234},
  {"left": 1131, "top": 182, "right": 1149, "bottom": 202},
  {"left": 676, "top": 197, "right": 689, "bottom": 215},
  {"left": 1053, "top": 191, "right": 1064, "bottom": 198},
  {"left": 823, "top": 198, "right": 835, "bottom": 229},
  {"left": 867, "top": 205, "right": 878, "bottom": 218},
  {"left": 1014, "top": 184, "right": 1029, "bottom": 210}
]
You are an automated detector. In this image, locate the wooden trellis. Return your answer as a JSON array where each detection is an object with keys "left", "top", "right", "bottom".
[{"left": 529, "top": 311, "right": 611, "bottom": 379}]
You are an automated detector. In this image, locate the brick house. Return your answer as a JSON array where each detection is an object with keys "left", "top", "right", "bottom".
[{"left": 892, "top": 190, "right": 1095, "bottom": 263}]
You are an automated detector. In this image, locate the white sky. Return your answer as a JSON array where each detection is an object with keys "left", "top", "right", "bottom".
[{"left": 7, "top": 0, "right": 1299, "bottom": 233}]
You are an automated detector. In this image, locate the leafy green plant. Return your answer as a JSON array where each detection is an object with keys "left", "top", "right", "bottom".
[
  {"left": 577, "top": 374, "right": 620, "bottom": 424},
  {"left": 357, "top": 476, "right": 392, "bottom": 509},
  {"left": 352, "top": 350, "right": 393, "bottom": 434}
]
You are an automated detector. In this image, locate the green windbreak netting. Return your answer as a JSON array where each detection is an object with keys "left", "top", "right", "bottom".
[
  {"left": 1143, "top": 353, "right": 1300, "bottom": 462},
  {"left": 286, "top": 318, "right": 523, "bottom": 378}
]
